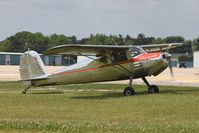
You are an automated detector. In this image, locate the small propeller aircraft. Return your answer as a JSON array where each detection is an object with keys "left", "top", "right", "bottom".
[{"left": 19, "top": 43, "right": 182, "bottom": 95}]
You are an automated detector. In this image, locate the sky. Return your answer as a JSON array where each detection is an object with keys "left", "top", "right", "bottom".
[{"left": 0, "top": 0, "right": 199, "bottom": 41}]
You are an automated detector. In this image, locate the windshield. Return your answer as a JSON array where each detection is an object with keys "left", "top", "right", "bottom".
[{"left": 129, "top": 46, "right": 146, "bottom": 57}]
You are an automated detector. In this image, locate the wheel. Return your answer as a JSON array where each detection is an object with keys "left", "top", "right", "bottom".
[
  {"left": 148, "top": 85, "right": 159, "bottom": 94},
  {"left": 22, "top": 90, "right": 26, "bottom": 94},
  {"left": 123, "top": 87, "right": 135, "bottom": 96}
]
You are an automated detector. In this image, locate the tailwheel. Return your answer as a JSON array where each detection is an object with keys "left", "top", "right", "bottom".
[
  {"left": 22, "top": 90, "right": 27, "bottom": 94},
  {"left": 148, "top": 85, "right": 159, "bottom": 94},
  {"left": 123, "top": 87, "right": 135, "bottom": 96},
  {"left": 22, "top": 85, "right": 31, "bottom": 94}
]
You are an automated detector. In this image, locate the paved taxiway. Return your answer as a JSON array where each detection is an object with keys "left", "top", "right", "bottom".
[
  {"left": 0, "top": 65, "right": 199, "bottom": 87},
  {"left": 109, "top": 68, "right": 199, "bottom": 87}
]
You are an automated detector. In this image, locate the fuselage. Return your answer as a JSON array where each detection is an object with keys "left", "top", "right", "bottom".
[{"left": 31, "top": 47, "right": 168, "bottom": 86}]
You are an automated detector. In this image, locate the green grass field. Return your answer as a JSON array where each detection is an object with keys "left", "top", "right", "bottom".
[{"left": 0, "top": 81, "right": 199, "bottom": 133}]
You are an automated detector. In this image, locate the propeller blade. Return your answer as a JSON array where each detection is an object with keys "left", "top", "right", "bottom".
[
  {"left": 168, "top": 57, "right": 174, "bottom": 77},
  {"left": 164, "top": 53, "right": 174, "bottom": 78},
  {"left": 166, "top": 49, "right": 175, "bottom": 78}
]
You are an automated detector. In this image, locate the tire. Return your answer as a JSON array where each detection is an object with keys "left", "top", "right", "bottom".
[
  {"left": 123, "top": 87, "right": 135, "bottom": 96},
  {"left": 148, "top": 85, "right": 159, "bottom": 94}
]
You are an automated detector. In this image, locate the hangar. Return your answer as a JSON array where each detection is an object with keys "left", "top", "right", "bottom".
[
  {"left": 0, "top": 52, "right": 22, "bottom": 65},
  {"left": 0, "top": 52, "right": 77, "bottom": 66},
  {"left": 0, "top": 52, "right": 195, "bottom": 68}
]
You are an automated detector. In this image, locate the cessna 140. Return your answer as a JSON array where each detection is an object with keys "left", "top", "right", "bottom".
[{"left": 19, "top": 43, "right": 182, "bottom": 96}]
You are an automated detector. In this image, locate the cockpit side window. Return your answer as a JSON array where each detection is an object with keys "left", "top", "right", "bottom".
[{"left": 112, "top": 51, "right": 128, "bottom": 62}]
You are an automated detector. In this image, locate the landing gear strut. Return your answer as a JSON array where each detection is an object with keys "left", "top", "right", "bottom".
[
  {"left": 123, "top": 74, "right": 135, "bottom": 96},
  {"left": 22, "top": 85, "right": 31, "bottom": 94},
  {"left": 142, "top": 77, "right": 159, "bottom": 94}
]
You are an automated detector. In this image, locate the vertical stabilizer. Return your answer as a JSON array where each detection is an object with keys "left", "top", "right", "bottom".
[{"left": 19, "top": 50, "right": 49, "bottom": 80}]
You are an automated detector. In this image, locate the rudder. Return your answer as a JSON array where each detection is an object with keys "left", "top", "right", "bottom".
[{"left": 19, "top": 50, "right": 49, "bottom": 81}]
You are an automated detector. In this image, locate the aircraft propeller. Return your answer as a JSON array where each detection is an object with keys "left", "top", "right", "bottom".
[
  {"left": 163, "top": 53, "right": 174, "bottom": 77},
  {"left": 168, "top": 55, "right": 174, "bottom": 77}
]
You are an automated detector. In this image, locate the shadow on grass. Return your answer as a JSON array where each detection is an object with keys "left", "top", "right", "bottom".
[
  {"left": 70, "top": 92, "right": 124, "bottom": 99},
  {"left": 70, "top": 87, "right": 199, "bottom": 100},
  {"left": 70, "top": 90, "right": 150, "bottom": 99},
  {"left": 30, "top": 91, "right": 64, "bottom": 95},
  {"left": 159, "top": 88, "right": 199, "bottom": 95},
  {"left": 26, "top": 86, "right": 199, "bottom": 98},
  {"left": 136, "top": 87, "right": 199, "bottom": 95}
]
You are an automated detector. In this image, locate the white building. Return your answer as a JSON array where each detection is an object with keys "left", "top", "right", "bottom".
[{"left": 194, "top": 51, "right": 199, "bottom": 68}]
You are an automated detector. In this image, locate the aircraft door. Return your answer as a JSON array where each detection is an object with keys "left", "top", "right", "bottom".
[
  {"left": 129, "top": 47, "right": 148, "bottom": 77},
  {"left": 111, "top": 50, "right": 128, "bottom": 63}
]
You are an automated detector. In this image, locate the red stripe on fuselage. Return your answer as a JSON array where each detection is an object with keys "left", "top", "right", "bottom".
[
  {"left": 55, "top": 52, "right": 161, "bottom": 75},
  {"left": 132, "top": 52, "right": 161, "bottom": 62}
]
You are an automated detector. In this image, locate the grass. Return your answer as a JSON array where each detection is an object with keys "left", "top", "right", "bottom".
[{"left": 0, "top": 81, "right": 199, "bottom": 132}]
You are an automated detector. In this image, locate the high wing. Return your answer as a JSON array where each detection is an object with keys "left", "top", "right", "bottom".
[
  {"left": 140, "top": 43, "right": 183, "bottom": 52},
  {"left": 42, "top": 44, "right": 131, "bottom": 56},
  {"left": 42, "top": 43, "right": 183, "bottom": 56}
]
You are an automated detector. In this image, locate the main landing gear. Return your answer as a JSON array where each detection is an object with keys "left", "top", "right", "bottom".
[
  {"left": 123, "top": 74, "right": 135, "bottom": 96},
  {"left": 123, "top": 76, "right": 159, "bottom": 96},
  {"left": 142, "top": 77, "right": 159, "bottom": 94}
]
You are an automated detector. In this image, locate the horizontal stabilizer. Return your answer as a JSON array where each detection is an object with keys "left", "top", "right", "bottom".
[{"left": 20, "top": 76, "right": 49, "bottom": 81}]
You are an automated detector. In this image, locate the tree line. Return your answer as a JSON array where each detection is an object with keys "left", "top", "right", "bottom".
[{"left": 0, "top": 31, "right": 198, "bottom": 54}]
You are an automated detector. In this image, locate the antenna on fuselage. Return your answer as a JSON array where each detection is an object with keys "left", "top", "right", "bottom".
[{"left": 111, "top": 38, "right": 118, "bottom": 46}]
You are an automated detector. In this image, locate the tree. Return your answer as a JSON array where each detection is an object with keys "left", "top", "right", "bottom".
[
  {"left": 107, "top": 35, "right": 123, "bottom": 45},
  {"left": 134, "top": 33, "right": 155, "bottom": 45},
  {"left": 164, "top": 36, "right": 185, "bottom": 43},
  {"left": 85, "top": 34, "right": 107, "bottom": 45},
  {"left": 136, "top": 33, "right": 145, "bottom": 45},
  {"left": 49, "top": 34, "right": 72, "bottom": 47},
  {"left": 124, "top": 35, "right": 136, "bottom": 45},
  {"left": 70, "top": 35, "right": 77, "bottom": 44},
  {"left": 193, "top": 36, "right": 199, "bottom": 51},
  {"left": 183, "top": 40, "right": 193, "bottom": 54},
  {"left": 0, "top": 31, "right": 197, "bottom": 54},
  {"left": 0, "top": 31, "right": 49, "bottom": 52},
  {"left": 31, "top": 32, "right": 49, "bottom": 53},
  {"left": 152, "top": 37, "right": 165, "bottom": 44},
  {"left": 7, "top": 31, "right": 33, "bottom": 52},
  {"left": 170, "top": 40, "right": 192, "bottom": 54},
  {"left": 0, "top": 39, "right": 12, "bottom": 52},
  {"left": 104, "top": 35, "right": 114, "bottom": 45}
]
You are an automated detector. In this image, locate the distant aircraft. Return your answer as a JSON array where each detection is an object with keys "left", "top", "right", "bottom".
[{"left": 19, "top": 43, "right": 182, "bottom": 95}]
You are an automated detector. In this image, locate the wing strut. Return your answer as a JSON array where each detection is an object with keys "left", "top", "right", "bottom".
[
  {"left": 100, "top": 54, "right": 136, "bottom": 96},
  {"left": 103, "top": 55, "right": 134, "bottom": 74}
]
